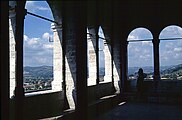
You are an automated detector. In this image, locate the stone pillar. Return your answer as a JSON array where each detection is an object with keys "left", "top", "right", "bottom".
[
  {"left": 14, "top": 2, "right": 26, "bottom": 120},
  {"left": 121, "top": 38, "right": 128, "bottom": 92},
  {"left": 1, "top": 1, "right": 9, "bottom": 119},
  {"left": 87, "top": 30, "right": 97, "bottom": 86},
  {"left": 113, "top": 39, "right": 121, "bottom": 94},
  {"left": 65, "top": 28, "right": 76, "bottom": 109},
  {"left": 103, "top": 43, "right": 112, "bottom": 82},
  {"left": 51, "top": 23, "right": 63, "bottom": 91},
  {"left": 153, "top": 35, "right": 160, "bottom": 89},
  {"left": 75, "top": 6, "right": 87, "bottom": 119},
  {"left": 62, "top": 13, "right": 77, "bottom": 109},
  {"left": 9, "top": 7, "right": 16, "bottom": 98},
  {"left": 62, "top": 3, "right": 88, "bottom": 119}
]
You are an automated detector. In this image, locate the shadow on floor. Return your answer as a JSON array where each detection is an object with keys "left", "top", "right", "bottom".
[{"left": 95, "top": 102, "right": 182, "bottom": 120}]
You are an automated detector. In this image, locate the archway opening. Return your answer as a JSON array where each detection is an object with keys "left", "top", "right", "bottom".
[
  {"left": 127, "top": 27, "right": 154, "bottom": 91},
  {"left": 159, "top": 25, "right": 182, "bottom": 80},
  {"left": 23, "top": 1, "right": 54, "bottom": 93}
]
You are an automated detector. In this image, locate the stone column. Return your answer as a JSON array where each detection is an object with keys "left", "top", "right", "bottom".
[
  {"left": 120, "top": 39, "right": 128, "bottom": 92},
  {"left": 51, "top": 23, "right": 63, "bottom": 91},
  {"left": 87, "top": 31, "right": 97, "bottom": 86},
  {"left": 75, "top": 5, "right": 87, "bottom": 119},
  {"left": 62, "top": 3, "right": 88, "bottom": 119},
  {"left": 1, "top": 2, "right": 9, "bottom": 119},
  {"left": 14, "top": 2, "right": 26, "bottom": 120},
  {"left": 103, "top": 42, "right": 112, "bottom": 82},
  {"left": 64, "top": 27, "right": 76, "bottom": 109},
  {"left": 153, "top": 35, "right": 160, "bottom": 89},
  {"left": 9, "top": 5, "right": 16, "bottom": 98},
  {"left": 113, "top": 39, "right": 121, "bottom": 94}
]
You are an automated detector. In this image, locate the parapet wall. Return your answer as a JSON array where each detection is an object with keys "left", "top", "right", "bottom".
[
  {"left": 10, "top": 82, "right": 118, "bottom": 120},
  {"left": 126, "top": 80, "right": 182, "bottom": 104}
]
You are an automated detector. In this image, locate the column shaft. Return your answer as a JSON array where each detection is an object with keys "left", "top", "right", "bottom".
[
  {"left": 153, "top": 37, "right": 160, "bottom": 89},
  {"left": 113, "top": 40, "right": 121, "bottom": 94},
  {"left": 120, "top": 40, "right": 128, "bottom": 92},
  {"left": 51, "top": 23, "right": 63, "bottom": 91},
  {"left": 14, "top": 2, "right": 26, "bottom": 120},
  {"left": 9, "top": 7, "right": 16, "bottom": 98},
  {"left": 62, "top": 1, "right": 87, "bottom": 119},
  {"left": 0, "top": 1, "right": 9, "bottom": 120}
]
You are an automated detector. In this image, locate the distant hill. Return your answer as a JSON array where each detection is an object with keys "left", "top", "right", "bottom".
[
  {"left": 128, "top": 66, "right": 154, "bottom": 75},
  {"left": 160, "top": 64, "right": 182, "bottom": 76},
  {"left": 24, "top": 64, "right": 182, "bottom": 79},
  {"left": 24, "top": 66, "right": 53, "bottom": 79},
  {"left": 128, "top": 64, "right": 182, "bottom": 76},
  {"left": 24, "top": 66, "right": 105, "bottom": 79}
]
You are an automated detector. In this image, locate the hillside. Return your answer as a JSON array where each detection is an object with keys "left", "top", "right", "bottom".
[
  {"left": 160, "top": 64, "right": 182, "bottom": 76},
  {"left": 24, "top": 64, "right": 182, "bottom": 79},
  {"left": 24, "top": 66, "right": 53, "bottom": 79},
  {"left": 128, "top": 64, "right": 182, "bottom": 76}
]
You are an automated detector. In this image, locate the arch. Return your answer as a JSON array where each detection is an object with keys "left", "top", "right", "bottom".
[
  {"left": 9, "top": 1, "right": 62, "bottom": 97},
  {"left": 127, "top": 27, "right": 154, "bottom": 85},
  {"left": 24, "top": 1, "right": 54, "bottom": 65},
  {"left": 159, "top": 25, "right": 182, "bottom": 80},
  {"left": 24, "top": 1, "right": 63, "bottom": 93},
  {"left": 127, "top": 27, "right": 153, "bottom": 41},
  {"left": 159, "top": 25, "right": 182, "bottom": 39}
]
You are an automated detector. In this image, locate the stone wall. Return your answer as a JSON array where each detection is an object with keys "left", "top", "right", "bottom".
[
  {"left": 9, "top": 82, "right": 118, "bottom": 119},
  {"left": 126, "top": 80, "right": 182, "bottom": 104},
  {"left": 10, "top": 91, "right": 64, "bottom": 120}
]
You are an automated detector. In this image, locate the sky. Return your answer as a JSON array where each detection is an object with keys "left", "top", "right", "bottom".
[
  {"left": 24, "top": 1, "right": 182, "bottom": 68},
  {"left": 128, "top": 27, "right": 182, "bottom": 67},
  {"left": 24, "top": 1, "right": 53, "bottom": 67}
]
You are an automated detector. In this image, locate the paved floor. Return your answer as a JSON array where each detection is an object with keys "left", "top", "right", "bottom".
[{"left": 96, "top": 102, "right": 182, "bottom": 120}]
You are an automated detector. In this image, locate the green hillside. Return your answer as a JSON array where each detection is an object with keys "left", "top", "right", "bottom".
[{"left": 24, "top": 66, "right": 53, "bottom": 79}]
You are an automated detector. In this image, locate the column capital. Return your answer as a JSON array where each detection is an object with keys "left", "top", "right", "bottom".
[
  {"left": 9, "top": 8, "right": 16, "bottom": 18},
  {"left": 51, "top": 23, "right": 62, "bottom": 32}
]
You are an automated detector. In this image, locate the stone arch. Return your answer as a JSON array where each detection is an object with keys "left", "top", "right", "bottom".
[
  {"left": 127, "top": 27, "right": 153, "bottom": 41},
  {"left": 159, "top": 25, "right": 182, "bottom": 39},
  {"left": 127, "top": 27, "right": 154, "bottom": 90},
  {"left": 159, "top": 25, "right": 182, "bottom": 80},
  {"left": 9, "top": 1, "right": 63, "bottom": 97}
]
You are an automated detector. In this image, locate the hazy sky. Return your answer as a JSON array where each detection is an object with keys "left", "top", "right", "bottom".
[
  {"left": 24, "top": 1, "right": 53, "bottom": 66},
  {"left": 128, "top": 27, "right": 182, "bottom": 67},
  {"left": 24, "top": 1, "right": 182, "bottom": 67}
]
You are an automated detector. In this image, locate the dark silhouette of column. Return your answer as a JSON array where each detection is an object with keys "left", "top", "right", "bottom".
[
  {"left": 153, "top": 35, "right": 160, "bottom": 89},
  {"left": 112, "top": 37, "right": 121, "bottom": 94},
  {"left": 96, "top": 30, "right": 100, "bottom": 85},
  {"left": 0, "top": 1, "right": 9, "bottom": 120},
  {"left": 62, "top": 1, "right": 87, "bottom": 119},
  {"left": 14, "top": 2, "right": 26, "bottom": 120},
  {"left": 120, "top": 37, "right": 128, "bottom": 93}
]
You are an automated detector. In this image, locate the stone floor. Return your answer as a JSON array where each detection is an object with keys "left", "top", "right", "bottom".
[{"left": 95, "top": 102, "right": 182, "bottom": 120}]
